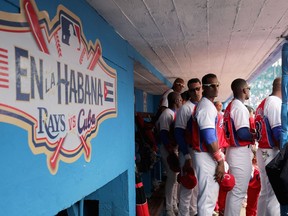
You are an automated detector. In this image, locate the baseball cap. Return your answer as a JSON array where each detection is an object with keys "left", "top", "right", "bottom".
[
  {"left": 219, "top": 173, "right": 235, "bottom": 192},
  {"left": 177, "top": 172, "right": 197, "bottom": 189}
]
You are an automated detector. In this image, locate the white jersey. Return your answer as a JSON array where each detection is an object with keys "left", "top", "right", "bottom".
[
  {"left": 230, "top": 99, "right": 250, "bottom": 131},
  {"left": 264, "top": 95, "right": 281, "bottom": 129},
  {"left": 175, "top": 100, "right": 195, "bottom": 129},
  {"left": 195, "top": 97, "right": 217, "bottom": 130},
  {"left": 157, "top": 108, "right": 175, "bottom": 131}
]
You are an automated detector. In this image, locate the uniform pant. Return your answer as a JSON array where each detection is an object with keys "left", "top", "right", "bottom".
[
  {"left": 256, "top": 148, "right": 280, "bottom": 216},
  {"left": 160, "top": 144, "right": 178, "bottom": 212},
  {"left": 193, "top": 151, "right": 219, "bottom": 216},
  {"left": 225, "top": 146, "right": 252, "bottom": 216},
  {"left": 178, "top": 149, "right": 198, "bottom": 216}
]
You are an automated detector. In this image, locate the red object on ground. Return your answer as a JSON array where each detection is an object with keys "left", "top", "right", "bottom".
[{"left": 136, "top": 174, "right": 150, "bottom": 216}]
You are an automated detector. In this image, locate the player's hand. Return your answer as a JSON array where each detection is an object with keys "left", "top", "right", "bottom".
[
  {"left": 183, "top": 159, "right": 194, "bottom": 174},
  {"left": 214, "top": 160, "right": 225, "bottom": 182}
]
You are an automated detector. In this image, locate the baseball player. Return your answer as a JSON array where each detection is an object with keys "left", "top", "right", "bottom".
[
  {"left": 254, "top": 77, "right": 281, "bottom": 215},
  {"left": 157, "top": 91, "right": 182, "bottom": 216},
  {"left": 175, "top": 78, "right": 202, "bottom": 216},
  {"left": 155, "top": 78, "right": 185, "bottom": 122},
  {"left": 223, "top": 78, "right": 255, "bottom": 216},
  {"left": 192, "top": 73, "right": 225, "bottom": 216}
]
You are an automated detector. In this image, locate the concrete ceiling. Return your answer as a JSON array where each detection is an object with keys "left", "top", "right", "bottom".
[{"left": 87, "top": 0, "right": 288, "bottom": 102}]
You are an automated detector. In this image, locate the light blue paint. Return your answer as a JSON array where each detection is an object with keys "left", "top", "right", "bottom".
[
  {"left": 86, "top": 171, "right": 130, "bottom": 216},
  {"left": 134, "top": 89, "right": 144, "bottom": 112},
  {"left": 134, "top": 89, "right": 156, "bottom": 113}
]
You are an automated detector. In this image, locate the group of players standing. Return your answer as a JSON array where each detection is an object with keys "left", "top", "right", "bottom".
[{"left": 156, "top": 74, "right": 282, "bottom": 216}]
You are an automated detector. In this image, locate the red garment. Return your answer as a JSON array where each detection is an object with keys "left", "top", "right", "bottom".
[
  {"left": 136, "top": 115, "right": 158, "bottom": 151},
  {"left": 246, "top": 165, "right": 261, "bottom": 216},
  {"left": 217, "top": 188, "right": 228, "bottom": 213},
  {"left": 255, "top": 98, "right": 278, "bottom": 148},
  {"left": 249, "top": 116, "right": 255, "bottom": 131},
  {"left": 217, "top": 112, "right": 229, "bottom": 148}
]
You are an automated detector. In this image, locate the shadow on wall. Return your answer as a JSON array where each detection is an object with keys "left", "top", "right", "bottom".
[{"left": 55, "top": 171, "right": 129, "bottom": 216}]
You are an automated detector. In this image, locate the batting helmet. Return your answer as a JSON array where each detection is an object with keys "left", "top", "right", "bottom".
[
  {"left": 177, "top": 172, "right": 197, "bottom": 189},
  {"left": 219, "top": 173, "right": 235, "bottom": 192}
]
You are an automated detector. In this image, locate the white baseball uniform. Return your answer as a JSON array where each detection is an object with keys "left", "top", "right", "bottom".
[
  {"left": 224, "top": 99, "right": 253, "bottom": 216},
  {"left": 157, "top": 108, "right": 179, "bottom": 214},
  {"left": 175, "top": 100, "right": 198, "bottom": 216},
  {"left": 255, "top": 95, "right": 281, "bottom": 216},
  {"left": 193, "top": 97, "right": 219, "bottom": 216}
]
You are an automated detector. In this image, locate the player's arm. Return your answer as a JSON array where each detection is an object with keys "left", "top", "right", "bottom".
[
  {"left": 200, "top": 128, "right": 224, "bottom": 181},
  {"left": 175, "top": 112, "right": 192, "bottom": 155},
  {"left": 272, "top": 125, "right": 281, "bottom": 147},
  {"left": 237, "top": 127, "right": 254, "bottom": 141},
  {"left": 175, "top": 116, "right": 193, "bottom": 172},
  {"left": 269, "top": 102, "right": 281, "bottom": 147},
  {"left": 234, "top": 107, "right": 255, "bottom": 141},
  {"left": 175, "top": 127, "right": 193, "bottom": 167}
]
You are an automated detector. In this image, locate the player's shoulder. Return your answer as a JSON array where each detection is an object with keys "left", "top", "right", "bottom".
[
  {"left": 162, "top": 88, "right": 173, "bottom": 97},
  {"left": 197, "top": 97, "right": 213, "bottom": 109},
  {"left": 161, "top": 108, "right": 174, "bottom": 116},
  {"left": 231, "top": 99, "right": 246, "bottom": 110},
  {"left": 266, "top": 95, "right": 281, "bottom": 104},
  {"left": 178, "top": 101, "right": 193, "bottom": 113}
]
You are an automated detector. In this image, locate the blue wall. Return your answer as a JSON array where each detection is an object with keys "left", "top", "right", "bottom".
[
  {"left": 134, "top": 88, "right": 164, "bottom": 114},
  {"left": 134, "top": 88, "right": 157, "bottom": 113},
  {"left": 0, "top": 0, "right": 135, "bottom": 215}
]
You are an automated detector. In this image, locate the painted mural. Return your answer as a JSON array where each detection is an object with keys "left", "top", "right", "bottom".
[{"left": 0, "top": 0, "right": 117, "bottom": 174}]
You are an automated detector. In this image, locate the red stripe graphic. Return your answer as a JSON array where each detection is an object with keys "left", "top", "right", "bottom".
[
  {"left": 0, "top": 60, "right": 8, "bottom": 65},
  {"left": 50, "top": 137, "right": 66, "bottom": 169},
  {"left": 0, "top": 66, "right": 8, "bottom": 71},
  {"left": 0, "top": 78, "right": 8, "bottom": 83},
  {"left": 0, "top": 48, "right": 8, "bottom": 53},
  {"left": 0, "top": 47, "right": 8, "bottom": 89},
  {"left": 23, "top": 0, "right": 49, "bottom": 54},
  {"left": 0, "top": 72, "right": 8, "bottom": 77},
  {"left": 0, "top": 54, "right": 8, "bottom": 59},
  {"left": 0, "top": 84, "right": 8, "bottom": 88},
  {"left": 80, "top": 135, "right": 90, "bottom": 158},
  {"left": 88, "top": 44, "right": 101, "bottom": 71}
]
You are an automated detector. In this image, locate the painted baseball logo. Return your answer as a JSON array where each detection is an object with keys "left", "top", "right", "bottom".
[{"left": 0, "top": 0, "right": 117, "bottom": 174}]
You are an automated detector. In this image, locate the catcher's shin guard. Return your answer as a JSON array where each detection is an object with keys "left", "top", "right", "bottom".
[{"left": 136, "top": 175, "right": 150, "bottom": 216}]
